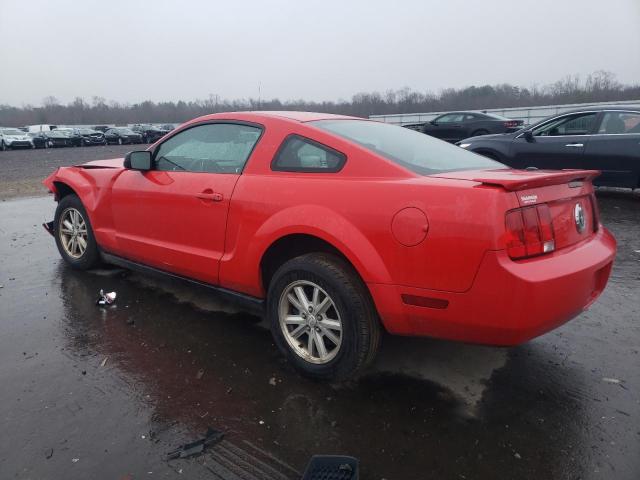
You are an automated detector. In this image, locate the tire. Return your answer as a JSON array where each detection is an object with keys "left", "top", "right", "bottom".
[
  {"left": 54, "top": 194, "right": 100, "bottom": 270},
  {"left": 267, "top": 253, "right": 381, "bottom": 381},
  {"left": 471, "top": 129, "right": 489, "bottom": 137}
]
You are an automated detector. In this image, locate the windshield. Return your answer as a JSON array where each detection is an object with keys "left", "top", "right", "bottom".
[
  {"left": 311, "top": 120, "right": 504, "bottom": 175},
  {"left": 79, "top": 128, "right": 97, "bottom": 134},
  {"left": 1, "top": 129, "right": 24, "bottom": 135}
]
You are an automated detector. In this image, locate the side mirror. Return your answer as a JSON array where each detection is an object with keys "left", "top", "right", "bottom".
[
  {"left": 523, "top": 130, "right": 534, "bottom": 142},
  {"left": 124, "top": 151, "right": 152, "bottom": 171}
]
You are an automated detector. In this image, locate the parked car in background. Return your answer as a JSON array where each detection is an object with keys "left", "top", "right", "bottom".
[
  {"left": 56, "top": 128, "right": 86, "bottom": 147},
  {"left": 104, "top": 127, "right": 143, "bottom": 145},
  {"left": 131, "top": 124, "right": 165, "bottom": 143},
  {"left": 42, "top": 111, "right": 615, "bottom": 380},
  {"left": 45, "top": 130, "right": 76, "bottom": 147},
  {"left": 457, "top": 106, "right": 640, "bottom": 189},
  {"left": 75, "top": 128, "right": 107, "bottom": 146},
  {"left": 1, "top": 127, "right": 34, "bottom": 150},
  {"left": 157, "top": 123, "right": 176, "bottom": 133},
  {"left": 28, "top": 131, "right": 53, "bottom": 149},
  {"left": 93, "top": 125, "right": 111, "bottom": 133},
  {"left": 417, "top": 111, "right": 523, "bottom": 143},
  {"left": 401, "top": 123, "right": 424, "bottom": 132}
]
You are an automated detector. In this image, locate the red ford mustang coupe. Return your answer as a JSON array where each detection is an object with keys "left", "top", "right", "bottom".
[{"left": 43, "top": 111, "right": 616, "bottom": 380}]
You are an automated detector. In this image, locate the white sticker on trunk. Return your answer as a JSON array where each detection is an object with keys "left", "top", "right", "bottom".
[{"left": 520, "top": 194, "right": 538, "bottom": 204}]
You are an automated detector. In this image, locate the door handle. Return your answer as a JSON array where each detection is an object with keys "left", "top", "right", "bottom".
[
  {"left": 196, "top": 190, "right": 223, "bottom": 202},
  {"left": 565, "top": 143, "right": 584, "bottom": 147}
]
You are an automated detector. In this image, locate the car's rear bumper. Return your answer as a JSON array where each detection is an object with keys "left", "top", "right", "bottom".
[{"left": 368, "top": 227, "right": 616, "bottom": 345}]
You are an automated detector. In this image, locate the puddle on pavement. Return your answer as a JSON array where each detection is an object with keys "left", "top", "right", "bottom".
[{"left": 55, "top": 263, "right": 591, "bottom": 479}]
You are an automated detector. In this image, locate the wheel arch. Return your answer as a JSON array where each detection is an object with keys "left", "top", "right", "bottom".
[
  {"left": 260, "top": 233, "right": 362, "bottom": 294},
  {"left": 52, "top": 181, "right": 78, "bottom": 200}
]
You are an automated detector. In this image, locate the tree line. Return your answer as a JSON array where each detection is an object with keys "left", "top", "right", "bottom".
[{"left": 1, "top": 71, "right": 638, "bottom": 127}]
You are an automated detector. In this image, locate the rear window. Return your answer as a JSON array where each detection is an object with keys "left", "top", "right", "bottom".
[
  {"left": 482, "top": 112, "right": 511, "bottom": 120},
  {"left": 311, "top": 120, "right": 503, "bottom": 175}
]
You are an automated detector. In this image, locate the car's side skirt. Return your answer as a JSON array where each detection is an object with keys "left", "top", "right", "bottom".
[{"left": 100, "top": 251, "right": 265, "bottom": 316}]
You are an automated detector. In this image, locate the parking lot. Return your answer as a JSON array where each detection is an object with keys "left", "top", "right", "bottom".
[{"left": 1, "top": 147, "right": 639, "bottom": 479}]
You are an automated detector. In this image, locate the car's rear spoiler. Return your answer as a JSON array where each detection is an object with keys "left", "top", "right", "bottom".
[{"left": 471, "top": 169, "right": 601, "bottom": 191}]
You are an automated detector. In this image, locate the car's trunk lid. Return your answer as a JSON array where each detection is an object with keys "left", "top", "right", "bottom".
[{"left": 432, "top": 168, "right": 601, "bottom": 252}]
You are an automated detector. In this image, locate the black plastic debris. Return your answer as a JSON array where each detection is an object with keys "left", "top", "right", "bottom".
[
  {"left": 166, "top": 427, "right": 224, "bottom": 460},
  {"left": 96, "top": 289, "right": 116, "bottom": 306},
  {"left": 301, "top": 455, "right": 359, "bottom": 480},
  {"left": 42, "top": 221, "right": 55, "bottom": 237}
]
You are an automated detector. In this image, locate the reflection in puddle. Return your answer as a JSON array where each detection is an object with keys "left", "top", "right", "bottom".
[{"left": 55, "top": 262, "right": 589, "bottom": 479}]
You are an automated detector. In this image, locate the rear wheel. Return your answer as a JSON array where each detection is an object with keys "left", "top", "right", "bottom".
[
  {"left": 54, "top": 195, "right": 100, "bottom": 270},
  {"left": 268, "top": 253, "right": 381, "bottom": 380}
]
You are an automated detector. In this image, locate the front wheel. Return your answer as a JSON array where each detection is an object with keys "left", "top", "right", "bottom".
[
  {"left": 268, "top": 253, "right": 381, "bottom": 381},
  {"left": 54, "top": 195, "right": 100, "bottom": 269},
  {"left": 471, "top": 129, "right": 489, "bottom": 137}
]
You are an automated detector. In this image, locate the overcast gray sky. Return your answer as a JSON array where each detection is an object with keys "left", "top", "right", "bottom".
[{"left": 1, "top": 0, "right": 639, "bottom": 106}]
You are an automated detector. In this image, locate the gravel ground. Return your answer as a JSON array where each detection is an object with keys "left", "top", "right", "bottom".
[{"left": 0, "top": 145, "right": 136, "bottom": 199}]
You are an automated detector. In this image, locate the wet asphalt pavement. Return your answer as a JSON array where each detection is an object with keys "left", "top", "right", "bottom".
[{"left": 0, "top": 191, "right": 639, "bottom": 480}]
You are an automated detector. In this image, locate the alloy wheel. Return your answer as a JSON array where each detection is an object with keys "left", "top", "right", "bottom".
[
  {"left": 278, "top": 280, "right": 343, "bottom": 364},
  {"left": 58, "top": 208, "right": 88, "bottom": 259}
]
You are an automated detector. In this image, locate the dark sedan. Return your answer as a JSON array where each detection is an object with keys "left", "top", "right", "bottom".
[
  {"left": 415, "top": 111, "right": 523, "bottom": 143},
  {"left": 75, "top": 128, "right": 107, "bottom": 146},
  {"left": 56, "top": 129, "right": 85, "bottom": 147},
  {"left": 104, "top": 128, "right": 143, "bottom": 145},
  {"left": 28, "top": 132, "right": 52, "bottom": 149},
  {"left": 130, "top": 124, "right": 166, "bottom": 143},
  {"left": 457, "top": 106, "right": 640, "bottom": 189},
  {"left": 46, "top": 130, "right": 76, "bottom": 147}
]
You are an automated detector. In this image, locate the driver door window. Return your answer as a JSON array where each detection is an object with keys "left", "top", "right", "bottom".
[
  {"left": 154, "top": 123, "right": 262, "bottom": 173},
  {"left": 533, "top": 113, "right": 597, "bottom": 137}
]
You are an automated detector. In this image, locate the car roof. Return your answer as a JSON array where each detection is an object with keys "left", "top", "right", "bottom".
[
  {"left": 187, "top": 111, "right": 361, "bottom": 124},
  {"left": 554, "top": 105, "right": 640, "bottom": 114},
  {"left": 437, "top": 111, "right": 485, "bottom": 115}
]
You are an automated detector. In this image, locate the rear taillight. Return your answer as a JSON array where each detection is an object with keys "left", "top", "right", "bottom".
[
  {"left": 505, "top": 205, "right": 555, "bottom": 259},
  {"left": 503, "top": 120, "right": 521, "bottom": 128}
]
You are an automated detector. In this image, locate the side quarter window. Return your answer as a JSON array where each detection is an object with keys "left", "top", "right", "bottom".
[
  {"left": 154, "top": 123, "right": 262, "bottom": 173},
  {"left": 271, "top": 135, "right": 346, "bottom": 173}
]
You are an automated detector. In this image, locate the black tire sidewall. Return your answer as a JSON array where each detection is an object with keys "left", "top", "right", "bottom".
[
  {"left": 268, "top": 254, "right": 375, "bottom": 380},
  {"left": 54, "top": 195, "right": 100, "bottom": 269}
]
